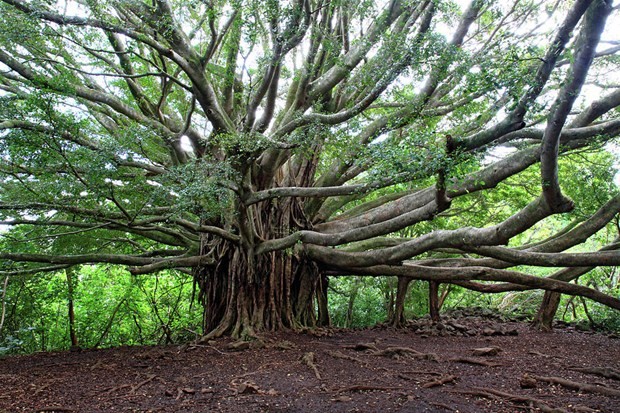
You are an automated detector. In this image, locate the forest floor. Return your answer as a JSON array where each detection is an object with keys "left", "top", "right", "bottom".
[{"left": 1, "top": 310, "right": 619, "bottom": 413}]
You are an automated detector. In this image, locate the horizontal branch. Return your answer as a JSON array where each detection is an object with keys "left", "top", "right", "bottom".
[
  {"left": 0, "top": 251, "right": 209, "bottom": 275},
  {"left": 246, "top": 184, "right": 371, "bottom": 205},
  {"left": 336, "top": 263, "right": 620, "bottom": 310},
  {"left": 0, "top": 202, "right": 172, "bottom": 220},
  {"left": 245, "top": 173, "right": 416, "bottom": 205},
  {"left": 0, "top": 264, "right": 71, "bottom": 277},
  {"left": 0, "top": 120, "right": 167, "bottom": 175},
  {"left": 305, "top": 196, "right": 553, "bottom": 267},
  {"left": 169, "top": 218, "right": 240, "bottom": 243},
  {"left": 466, "top": 245, "right": 620, "bottom": 267},
  {"left": 128, "top": 255, "right": 213, "bottom": 275}
]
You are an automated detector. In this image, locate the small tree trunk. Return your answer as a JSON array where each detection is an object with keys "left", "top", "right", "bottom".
[
  {"left": 438, "top": 284, "right": 452, "bottom": 309},
  {"left": 389, "top": 277, "right": 410, "bottom": 327},
  {"left": 385, "top": 277, "right": 396, "bottom": 322},
  {"left": 533, "top": 291, "right": 562, "bottom": 331},
  {"left": 0, "top": 276, "right": 8, "bottom": 335},
  {"left": 345, "top": 278, "right": 361, "bottom": 328},
  {"left": 429, "top": 281, "right": 441, "bottom": 323},
  {"left": 316, "top": 274, "right": 330, "bottom": 327},
  {"left": 65, "top": 268, "right": 79, "bottom": 349}
]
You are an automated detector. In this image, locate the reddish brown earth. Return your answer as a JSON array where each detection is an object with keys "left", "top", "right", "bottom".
[{"left": 1, "top": 314, "right": 619, "bottom": 413}]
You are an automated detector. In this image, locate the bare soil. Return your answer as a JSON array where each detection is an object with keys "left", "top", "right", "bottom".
[{"left": 1, "top": 313, "right": 619, "bottom": 413}]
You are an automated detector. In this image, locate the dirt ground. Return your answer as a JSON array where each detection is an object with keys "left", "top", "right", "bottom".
[{"left": 1, "top": 312, "right": 619, "bottom": 413}]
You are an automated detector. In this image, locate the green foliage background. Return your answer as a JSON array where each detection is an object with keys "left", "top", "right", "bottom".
[{"left": 3, "top": 148, "right": 619, "bottom": 354}]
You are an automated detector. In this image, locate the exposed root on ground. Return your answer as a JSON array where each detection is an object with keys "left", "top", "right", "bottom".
[
  {"left": 301, "top": 352, "right": 321, "bottom": 379},
  {"left": 570, "top": 367, "right": 620, "bottom": 381},
  {"left": 103, "top": 373, "right": 160, "bottom": 397},
  {"left": 343, "top": 342, "right": 379, "bottom": 352},
  {"left": 422, "top": 375, "right": 458, "bottom": 388},
  {"left": 229, "top": 379, "right": 277, "bottom": 396},
  {"left": 428, "top": 401, "right": 457, "bottom": 411},
  {"left": 471, "top": 347, "right": 502, "bottom": 356},
  {"left": 325, "top": 350, "right": 366, "bottom": 365},
  {"left": 453, "top": 387, "right": 570, "bottom": 413},
  {"left": 372, "top": 346, "right": 440, "bottom": 362},
  {"left": 332, "top": 385, "right": 404, "bottom": 393},
  {"left": 450, "top": 357, "right": 502, "bottom": 367},
  {"left": 532, "top": 375, "right": 620, "bottom": 397},
  {"left": 529, "top": 350, "right": 565, "bottom": 359}
]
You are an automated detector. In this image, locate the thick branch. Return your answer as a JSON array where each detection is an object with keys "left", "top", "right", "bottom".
[
  {"left": 541, "top": 0, "right": 611, "bottom": 212},
  {"left": 466, "top": 246, "right": 620, "bottom": 267},
  {"left": 334, "top": 264, "right": 620, "bottom": 310},
  {"left": 462, "top": 0, "right": 594, "bottom": 151}
]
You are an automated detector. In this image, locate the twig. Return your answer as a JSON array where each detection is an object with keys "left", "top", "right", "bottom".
[{"left": 129, "top": 373, "right": 158, "bottom": 394}]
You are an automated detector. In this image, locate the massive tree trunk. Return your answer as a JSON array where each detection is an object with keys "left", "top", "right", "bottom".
[
  {"left": 195, "top": 245, "right": 320, "bottom": 339},
  {"left": 195, "top": 196, "right": 321, "bottom": 339}
]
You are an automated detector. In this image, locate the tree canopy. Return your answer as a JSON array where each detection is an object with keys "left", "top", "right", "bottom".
[{"left": 1, "top": 0, "right": 620, "bottom": 338}]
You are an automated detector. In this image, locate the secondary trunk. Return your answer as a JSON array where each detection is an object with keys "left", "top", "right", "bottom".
[
  {"left": 388, "top": 277, "right": 411, "bottom": 327},
  {"left": 533, "top": 291, "right": 562, "bottom": 331},
  {"left": 429, "top": 280, "right": 441, "bottom": 322}
]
